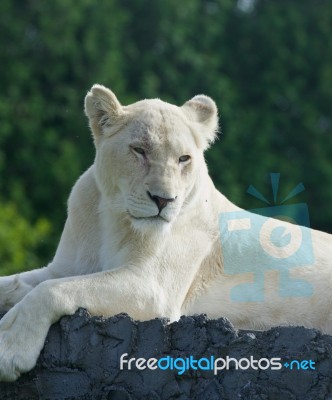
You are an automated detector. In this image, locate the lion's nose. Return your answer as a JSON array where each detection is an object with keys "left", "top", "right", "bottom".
[{"left": 147, "top": 191, "right": 176, "bottom": 212}]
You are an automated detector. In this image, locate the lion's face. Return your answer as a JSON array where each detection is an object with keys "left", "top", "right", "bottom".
[
  {"left": 85, "top": 85, "right": 218, "bottom": 232},
  {"left": 95, "top": 104, "right": 203, "bottom": 231}
]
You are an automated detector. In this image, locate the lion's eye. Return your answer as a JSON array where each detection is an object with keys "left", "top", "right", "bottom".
[
  {"left": 133, "top": 147, "right": 146, "bottom": 156},
  {"left": 179, "top": 155, "right": 191, "bottom": 163}
]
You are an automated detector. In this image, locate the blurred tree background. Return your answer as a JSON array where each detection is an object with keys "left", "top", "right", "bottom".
[{"left": 0, "top": 0, "right": 331, "bottom": 274}]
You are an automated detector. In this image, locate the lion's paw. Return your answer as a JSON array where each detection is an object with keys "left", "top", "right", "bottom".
[
  {"left": 0, "top": 305, "right": 44, "bottom": 381},
  {"left": 0, "top": 334, "right": 36, "bottom": 381},
  {"left": 0, "top": 275, "right": 31, "bottom": 311}
]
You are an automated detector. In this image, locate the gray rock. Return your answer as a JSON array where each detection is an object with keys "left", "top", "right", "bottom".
[{"left": 1, "top": 308, "right": 332, "bottom": 400}]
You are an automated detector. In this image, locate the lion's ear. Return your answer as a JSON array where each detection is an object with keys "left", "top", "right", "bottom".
[
  {"left": 84, "top": 84, "right": 123, "bottom": 138},
  {"left": 182, "top": 95, "right": 219, "bottom": 150}
]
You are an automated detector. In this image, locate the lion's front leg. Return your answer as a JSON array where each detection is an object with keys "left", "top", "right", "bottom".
[
  {"left": 0, "top": 268, "right": 175, "bottom": 381},
  {"left": 0, "top": 275, "right": 33, "bottom": 312},
  {"left": 0, "top": 266, "right": 58, "bottom": 312},
  {"left": 0, "top": 284, "right": 55, "bottom": 381}
]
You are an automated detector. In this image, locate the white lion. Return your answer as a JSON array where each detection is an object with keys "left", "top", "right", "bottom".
[{"left": 0, "top": 85, "right": 331, "bottom": 381}]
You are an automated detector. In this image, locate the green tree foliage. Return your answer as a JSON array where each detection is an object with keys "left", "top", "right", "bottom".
[
  {"left": 0, "top": 201, "right": 51, "bottom": 275},
  {"left": 213, "top": 0, "right": 332, "bottom": 233},
  {"left": 0, "top": 0, "right": 331, "bottom": 274}
]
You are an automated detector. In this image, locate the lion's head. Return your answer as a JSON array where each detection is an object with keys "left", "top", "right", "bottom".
[{"left": 84, "top": 84, "right": 218, "bottom": 232}]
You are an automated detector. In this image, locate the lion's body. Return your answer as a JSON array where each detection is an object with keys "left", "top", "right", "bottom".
[{"left": 0, "top": 85, "right": 331, "bottom": 381}]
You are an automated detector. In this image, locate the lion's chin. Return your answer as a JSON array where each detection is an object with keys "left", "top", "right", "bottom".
[{"left": 128, "top": 214, "right": 172, "bottom": 235}]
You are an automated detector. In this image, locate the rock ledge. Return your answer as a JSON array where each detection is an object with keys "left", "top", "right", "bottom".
[{"left": 0, "top": 309, "right": 332, "bottom": 400}]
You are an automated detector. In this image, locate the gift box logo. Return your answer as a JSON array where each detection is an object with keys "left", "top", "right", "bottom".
[{"left": 219, "top": 173, "right": 314, "bottom": 302}]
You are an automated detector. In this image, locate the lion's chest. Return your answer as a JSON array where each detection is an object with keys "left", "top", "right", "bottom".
[
  {"left": 98, "top": 212, "right": 132, "bottom": 271},
  {"left": 99, "top": 244, "right": 131, "bottom": 271}
]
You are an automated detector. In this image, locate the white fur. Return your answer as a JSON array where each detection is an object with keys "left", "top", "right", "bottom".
[{"left": 0, "top": 84, "right": 331, "bottom": 381}]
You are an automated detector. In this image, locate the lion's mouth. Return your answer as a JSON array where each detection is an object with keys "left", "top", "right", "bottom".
[{"left": 127, "top": 211, "right": 168, "bottom": 222}]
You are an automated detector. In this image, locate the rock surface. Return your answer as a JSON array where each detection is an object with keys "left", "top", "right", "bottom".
[{"left": 0, "top": 309, "right": 332, "bottom": 399}]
